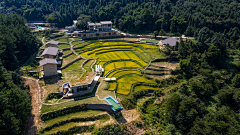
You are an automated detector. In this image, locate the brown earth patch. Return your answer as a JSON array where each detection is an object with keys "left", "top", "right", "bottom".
[{"left": 23, "top": 78, "right": 42, "bottom": 135}]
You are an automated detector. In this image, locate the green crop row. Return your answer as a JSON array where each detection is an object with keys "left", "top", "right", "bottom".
[
  {"left": 41, "top": 114, "right": 108, "bottom": 132},
  {"left": 41, "top": 104, "right": 87, "bottom": 121}
]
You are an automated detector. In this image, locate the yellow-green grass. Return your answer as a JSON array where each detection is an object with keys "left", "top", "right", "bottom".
[
  {"left": 72, "top": 37, "right": 82, "bottom": 41},
  {"left": 73, "top": 41, "right": 92, "bottom": 48},
  {"left": 58, "top": 44, "right": 70, "bottom": 49},
  {"left": 134, "top": 85, "right": 159, "bottom": 92},
  {"left": 56, "top": 38, "right": 73, "bottom": 43},
  {"left": 62, "top": 54, "right": 78, "bottom": 67},
  {"left": 83, "top": 59, "right": 95, "bottom": 72},
  {"left": 72, "top": 40, "right": 84, "bottom": 45},
  {"left": 76, "top": 42, "right": 103, "bottom": 50},
  {"left": 104, "top": 61, "right": 143, "bottom": 76},
  {"left": 44, "top": 110, "right": 104, "bottom": 127},
  {"left": 62, "top": 50, "right": 72, "bottom": 55},
  {"left": 116, "top": 74, "right": 156, "bottom": 95},
  {"left": 97, "top": 80, "right": 116, "bottom": 99},
  {"left": 108, "top": 82, "right": 117, "bottom": 91},
  {"left": 41, "top": 96, "right": 104, "bottom": 113},
  {"left": 107, "top": 69, "right": 142, "bottom": 78},
  {"left": 61, "top": 59, "right": 85, "bottom": 82}
]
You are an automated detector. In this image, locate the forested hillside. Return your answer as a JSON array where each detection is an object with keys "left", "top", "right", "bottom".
[
  {"left": 0, "top": 14, "right": 40, "bottom": 70},
  {"left": 1, "top": 0, "right": 240, "bottom": 34},
  {"left": 0, "top": 14, "right": 40, "bottom": 135}
]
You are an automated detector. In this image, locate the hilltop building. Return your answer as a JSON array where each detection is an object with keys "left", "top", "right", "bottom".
[{"left": 71, "top": 21, "right": 118, "bottom": 38}]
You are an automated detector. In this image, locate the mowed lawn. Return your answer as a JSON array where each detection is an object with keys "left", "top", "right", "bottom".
[{"left": 61, "top": 59, "right": 85, "bottom": 82}]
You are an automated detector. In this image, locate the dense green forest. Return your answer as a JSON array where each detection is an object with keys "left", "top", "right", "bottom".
[
  {"left": 1, "top": 0, "right": 240, "bottom": 34},
  {"left": 0, "top": 13, "right": 40, "bottom": 70},
  {"left": 0, "top": 14, "right": 40, "bottom": 135}
]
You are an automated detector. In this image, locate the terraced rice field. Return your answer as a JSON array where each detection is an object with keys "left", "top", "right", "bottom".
[
  {"left": 58, "top": 44, "right": 70, "bottom": 49},
  {"left": 73, "top": 42, "right": 163, "bottom": 95}
]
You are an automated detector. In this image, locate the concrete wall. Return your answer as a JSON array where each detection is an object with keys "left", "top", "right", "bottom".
[
  {"left": 43, "top": 64, "right": 57, "bottom": 76},
  {"left": 87, "top": 104, "right": 113, "bottom": 113}
]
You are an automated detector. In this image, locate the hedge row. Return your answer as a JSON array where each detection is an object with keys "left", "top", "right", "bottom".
[
  {"left": 49, "top": 125, "right": 94, "bottom": 135},
  {"left": 41, "top": 114, "right": 108, "bottom": 132},
  {"left": 46, "top": 93, "right": 62, "bottom": 100},
  {"left": 40, "top": 104, "right": 88, "bottom": 121}
]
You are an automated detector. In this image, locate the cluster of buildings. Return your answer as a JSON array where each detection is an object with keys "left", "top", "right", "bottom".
[
  {"left": 39, "top": 40, "right": 62, "bottom": 77},
  {"left": 66, "top": 21, "right": 118, "bottom": 39}
]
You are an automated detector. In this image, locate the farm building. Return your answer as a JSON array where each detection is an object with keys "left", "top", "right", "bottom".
[
  {"left": 71, "top": 21, "right": 118, "bottom": 38},
  {"left": 62, "top": 72, "right": 101, "bottom": 98},
  {"left": 161, "top": 37, "right": 180, "bottom": 46},
  {"left": 45, "top": 40, "right": 60, "bottom": 48},
  {"left": 40, "top": 47, "right": 59, "bottom": 59},
  {"left": 39, "top": 58, "right": 58, "bottom": 77}
]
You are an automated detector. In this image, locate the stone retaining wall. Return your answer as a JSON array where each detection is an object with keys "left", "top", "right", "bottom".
[
  {"left": 62, "top": 48, "right": 71, "bottom": 51},
  {"left": 87, "top": 103, "right": 113, "bottom": 113}
]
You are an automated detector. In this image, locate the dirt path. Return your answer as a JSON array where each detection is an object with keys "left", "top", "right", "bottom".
[{"left": 23, "top": 78, "right": 41, "bottom": 135}]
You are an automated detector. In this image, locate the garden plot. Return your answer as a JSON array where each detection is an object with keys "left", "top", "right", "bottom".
[{"left": 62, "top": 50, "right": 72, "bottom": 55}]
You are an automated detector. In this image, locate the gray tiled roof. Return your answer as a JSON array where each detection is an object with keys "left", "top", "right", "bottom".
[
  {"left": 100, "top": 21, "right": 112, "bottom": 25},
  {"left": 46, "top": 40, "right": 59, "bottom": 45},
  {"left": 162, "top": 37, "right": 180, "bottom": 46},
  {"left": 40, "top": 47, "right": 58, "bottom": 56},
  {"left": 39, "top": 58, "right": 57, "bottom": 66}
]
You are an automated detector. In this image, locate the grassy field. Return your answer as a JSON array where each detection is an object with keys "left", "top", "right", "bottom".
[
  {"left": 72, "top": 37, "right": 82, "bottom": 41},
  {"left": 58, "top": 44, "right": 70, "bottom": 49},
  {"left": 83, "top": 59, "right": 95, "bottom": 72},
  {"left": 107, "top": 69, "right": 142, "bottom": 78},
  {"left": 72, "top": 40, "right": 84, "bottom": 45},
  {"left": 97, "top": 79, "right": 116, "bottom": 99},
  {"left": 44, "top": 110, "right": 105, "bottom": 127},
  {"left": 62, "top": 50, "right": 72, "bottom": 55},
  {"left": 61, "top": 59, "right": 85, "bottom": 82},
  {"left": 61, "top": 54, "right": 78, "bottom": 67},
  {"left": 56, "top": 38, "right": 73, "bottom": 43},
  {"left": 41, "top": 96, "right": 105, "bottom": 113}
]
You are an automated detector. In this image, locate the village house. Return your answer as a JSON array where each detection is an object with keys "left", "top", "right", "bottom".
[
  {"left": 45, "top": 40, "right": 60, "bottom": 48},
  {"left": 62, "top": 72, "right": 100, "bottom": 98},
  {"left": 40, "top": 47, "right": 59, "bottom": 59},
  {"left": 39, "top": 58, "right": 58, "bottom": 77}
]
